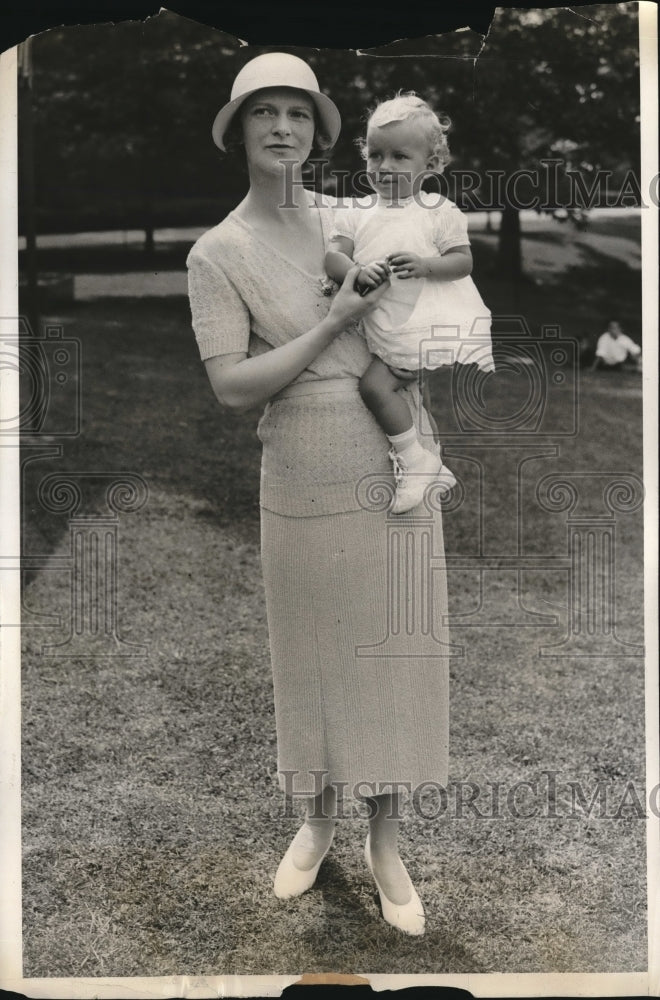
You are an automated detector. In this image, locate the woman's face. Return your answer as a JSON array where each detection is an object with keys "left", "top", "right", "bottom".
[{"left": 239, "top": 87, "right": 316, "bottom": 174}]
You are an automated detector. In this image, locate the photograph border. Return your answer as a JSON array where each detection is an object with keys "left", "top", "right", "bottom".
[{"left": 1, "top": 2, "right": 658, "bottom": 995}]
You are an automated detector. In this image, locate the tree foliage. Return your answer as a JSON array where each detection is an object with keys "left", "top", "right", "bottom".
[{"left": 22, "top": 3, "right": 641, "bottom": 246}]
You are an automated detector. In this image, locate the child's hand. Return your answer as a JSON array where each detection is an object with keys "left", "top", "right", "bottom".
[
  {"left": 387, "top": 251, "right": 428, "bottom": 279},
  {"left": 355, "top": 260, "right": 390, "bottom": 294}
]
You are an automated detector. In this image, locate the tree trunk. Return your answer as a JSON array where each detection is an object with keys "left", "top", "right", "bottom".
[
  {"left": 497, "top": 203, "right": 522, "bottom": 278},
  {"left": 141, "top": 176, "right": 155, "bottom": 254},
  {"left": 143, "top": 219, "right": 155, "bottom": 255}
]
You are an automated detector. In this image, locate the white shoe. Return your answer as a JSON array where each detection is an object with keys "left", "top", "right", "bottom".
[
  {"left": 364, "top": 833, "right": 426, "bottom": 936},
  {"left": 273, "top": 822, "right": 335, "bottom": 899},
  {"left": 389, "top": 448, "right": 456, "bottom": 514}
]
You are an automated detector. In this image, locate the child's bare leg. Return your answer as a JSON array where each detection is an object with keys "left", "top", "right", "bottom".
[
  {"left": 360, "top": 356, "right": 436, "bottom": 470},
  {"left": 360, "top": 359, "right": 455, "bottom": 514},
  {"left": 421, "top": 377, "right": 441, "bottom": 445},
  {"left": 359, "top": 356, "right": 414, "bottom": 436}
]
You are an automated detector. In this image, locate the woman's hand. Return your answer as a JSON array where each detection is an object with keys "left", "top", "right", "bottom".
[
  {"left": 328, "top": 264, "right": 390, "bottom": 328},
  {"left": 204, "top": 265, "right": 390, "bottom": 413}
]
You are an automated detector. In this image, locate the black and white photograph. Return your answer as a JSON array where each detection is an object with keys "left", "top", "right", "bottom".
[{"left": 0, "top": 1, "right": 657, "bottom": 994}]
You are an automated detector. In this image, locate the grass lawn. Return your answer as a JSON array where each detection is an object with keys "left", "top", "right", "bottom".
[{"left": 19, "top": 237, "right": 647, "bottom": 976}]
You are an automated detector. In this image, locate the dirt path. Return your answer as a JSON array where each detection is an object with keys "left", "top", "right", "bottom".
[{"left": 74, "top": 272, "right": 189, "bottom": 299}]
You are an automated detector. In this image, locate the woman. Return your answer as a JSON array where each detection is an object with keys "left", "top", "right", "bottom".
[{"left": 187, "top": 52, "right": 450, "bottom": 937}]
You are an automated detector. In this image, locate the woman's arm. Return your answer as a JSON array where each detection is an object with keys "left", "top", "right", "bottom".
[
  {"left": 204, "top": 264, "right": 388, "bottom": 412},
  {"left": 388, "top": 245, "right": 473, "bottom": 281},
  {"left": 205, "top": 320, "right": 342, "bottom": 412}
]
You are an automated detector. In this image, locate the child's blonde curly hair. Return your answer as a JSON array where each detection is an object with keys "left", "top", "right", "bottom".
[{"left": 357, "top": 91, "right": 451, "bottom": 172}]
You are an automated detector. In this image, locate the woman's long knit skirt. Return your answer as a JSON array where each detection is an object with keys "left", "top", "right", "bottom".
[{"left": 261, "top": 502, "right": 451, "bottom": 798}]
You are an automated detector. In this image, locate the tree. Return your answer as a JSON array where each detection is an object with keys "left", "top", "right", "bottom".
[
  {"left": 26, "top": 13, "right": 246, "bottom": 242},
  {"left": 460, "top": 4, "right": 640, "bottom": 276},
  {"left": 23, "top": 2, "right": 641, "bottom": 276},
  {"left": 307, "top": 5, "right": 640, "bottom": 278}
]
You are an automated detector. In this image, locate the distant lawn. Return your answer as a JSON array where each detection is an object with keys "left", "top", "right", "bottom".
[
  {"left": 19, "top": 214, "right": 643, "bottom": 366},
  {"left": 471, "top": 238, "right": 641, "bottom": 344},
  {"left": 585, "top": 213, "right": 642, "bottom": 241},
  {"left": 19, "top": 209, "right": 642, "bottom": 287},
  {"left": 517, "top": 213, "right": 641, "bottom": 244},
  {"left": 20, "top": 259, "right": 646, "bottom": 975}
]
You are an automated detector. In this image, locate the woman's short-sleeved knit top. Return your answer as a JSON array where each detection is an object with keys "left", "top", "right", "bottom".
[{"left": 186, "top": 199, "right": 372, "bottom": 383}]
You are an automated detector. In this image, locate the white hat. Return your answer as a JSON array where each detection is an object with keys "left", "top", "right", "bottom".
[{"left": 212, "top": 52, "right": 341, "bottom": 151}]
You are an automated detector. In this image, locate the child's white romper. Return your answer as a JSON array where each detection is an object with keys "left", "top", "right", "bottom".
[{"left": 331, "top": 192, "right": 495, "bottom": 373}]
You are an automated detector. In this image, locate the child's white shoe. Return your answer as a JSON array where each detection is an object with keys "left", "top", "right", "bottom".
[{"left": 388, "top": 448, "right": 456, "bottom": 514}]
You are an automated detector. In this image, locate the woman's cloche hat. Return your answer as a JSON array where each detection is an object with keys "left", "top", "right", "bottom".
[{"left": 212, "top": 52, "right": 342, "bottom": 151}]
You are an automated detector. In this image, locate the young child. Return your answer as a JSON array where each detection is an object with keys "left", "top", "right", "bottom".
[{"left": 326, "top": 93, "right": 494, "bottom": 514}]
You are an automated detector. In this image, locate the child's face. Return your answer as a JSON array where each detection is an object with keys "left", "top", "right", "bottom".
[{"left": 365, "top": 120, "right": 436, "bottom": 200}]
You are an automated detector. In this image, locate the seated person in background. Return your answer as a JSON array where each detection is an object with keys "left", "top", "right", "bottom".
[{"left": 590, "top": 321, "right": 642, "bottom": 372}]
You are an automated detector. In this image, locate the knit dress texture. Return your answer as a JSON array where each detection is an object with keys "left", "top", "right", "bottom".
[{"left": 187, "top": 198, "right": 450, "bottom": 798}]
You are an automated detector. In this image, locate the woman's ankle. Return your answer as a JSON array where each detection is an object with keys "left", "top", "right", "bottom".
[{"left": 305, "top": 814, "right": 336, "bottom": 830}]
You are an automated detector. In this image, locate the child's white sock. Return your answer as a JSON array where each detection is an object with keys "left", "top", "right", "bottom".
[{"left": 387, "top": 426, "right": 428, "bottom": 465}]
